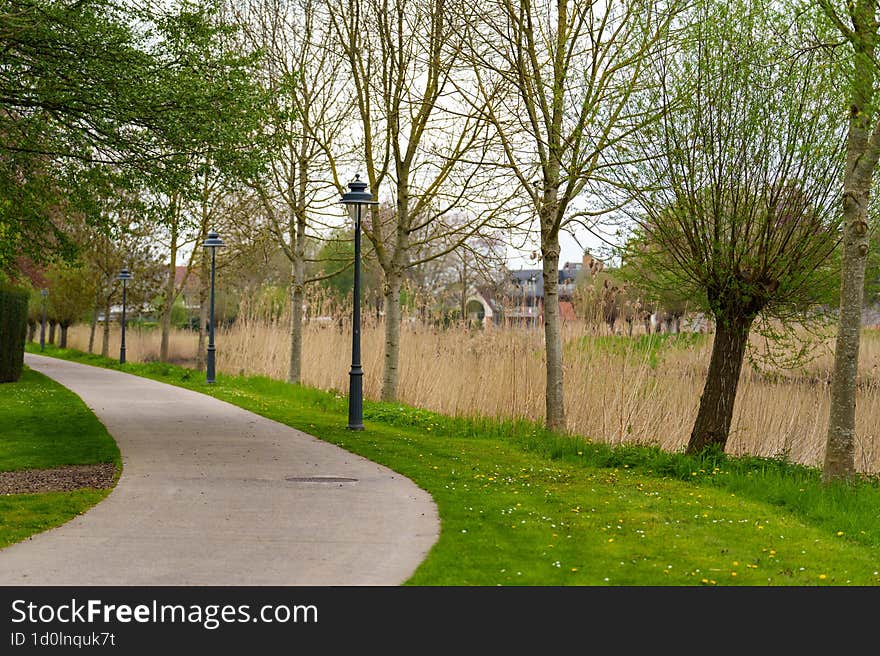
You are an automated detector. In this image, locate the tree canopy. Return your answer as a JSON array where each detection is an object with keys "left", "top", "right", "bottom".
[{"left": 0, "top": 0, "right": 269, "bottom": 271}]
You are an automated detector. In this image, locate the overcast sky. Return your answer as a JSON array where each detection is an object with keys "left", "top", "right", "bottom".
[{"left": 505, "top": 224, "right": 617, "bottom": 271}]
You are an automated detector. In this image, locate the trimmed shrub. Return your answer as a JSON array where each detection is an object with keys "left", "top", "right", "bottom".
[{"left": 0, "top": 283, "right": 29, "bottom": 382}]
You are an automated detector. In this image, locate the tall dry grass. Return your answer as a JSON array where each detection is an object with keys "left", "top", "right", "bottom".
[{"left": 64, "top": 314, "right": 880, "bottom": 473}]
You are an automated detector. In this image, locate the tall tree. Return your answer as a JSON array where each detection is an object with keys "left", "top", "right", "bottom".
[
  {"left": 150, "top": 1, "right": 269, "bottom": 363},
  {"left": 463, "top": 0, "right": 680, "bottom": 430},
  {"left": 235, "top": 0, "right": 352, "bottom": 383},
  {"left": 329, "top": 0, "right": 511, "bottom": 401},
  {"left": 816, "top": 0, "right": 880, "bottom": 482}
]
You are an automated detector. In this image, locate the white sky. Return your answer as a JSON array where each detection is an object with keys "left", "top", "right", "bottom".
[{"left": 505, "top": 226, "right": 612, "bottom": 271}]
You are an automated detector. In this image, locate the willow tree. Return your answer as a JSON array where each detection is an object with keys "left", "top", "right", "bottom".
[
  {"left": 462, "top": 0, "right": 681, "bottom": 430},
  {"left": 621, "top": 0, "right": 845, "bottom": 454}
]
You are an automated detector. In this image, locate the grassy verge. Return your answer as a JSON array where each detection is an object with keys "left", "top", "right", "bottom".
[
  {"left": 0, "top": 490, "right": 112, "bottom": 550},
  {"left": 0, "top": 366, "right": 121, "bottom": 549},
  {"left": 26, "top": 344, "right": 880, "bottom": 585}
]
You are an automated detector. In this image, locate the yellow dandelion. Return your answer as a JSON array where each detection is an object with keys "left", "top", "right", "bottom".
[{"left": 819, "top": 574, "right": 827, "bottom": 580}]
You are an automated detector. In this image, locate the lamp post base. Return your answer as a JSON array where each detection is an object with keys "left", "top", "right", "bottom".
[
  {"left": 206, "top": 345, "right": 216, "bottom": 384},
  {"left": 120, "top": 347, "right": 126, "bottom": 365},
  {"left": 348, "top": 366, "right": 364, "bottom": 430}
]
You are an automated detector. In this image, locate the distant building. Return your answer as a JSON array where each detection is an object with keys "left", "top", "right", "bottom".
[{"left": 464, "top": 261, "right": 582, "bottom": 326}]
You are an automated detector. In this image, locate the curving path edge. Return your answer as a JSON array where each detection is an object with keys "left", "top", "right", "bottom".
[{"left": 0, "top": 354, "right": 439, "bottom": 585}]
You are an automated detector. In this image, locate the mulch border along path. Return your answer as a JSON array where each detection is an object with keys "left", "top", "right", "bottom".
[{"left": 0, "top": 463, "right": 117, "bottom": 495}]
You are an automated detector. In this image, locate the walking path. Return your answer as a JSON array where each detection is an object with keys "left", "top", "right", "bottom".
[{"left": 0, "top": 354, "right": 439, "bottom": 585}]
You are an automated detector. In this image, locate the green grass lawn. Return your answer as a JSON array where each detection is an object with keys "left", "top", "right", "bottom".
[
  {"left": 1, "top": 367, "right": 121, "bottom": 470},
  {"left": 24, "top": 344, "right": 880, "bottom": 585},
  {"left": 0, "top": 366, "right": 120, "bottom": 549}
]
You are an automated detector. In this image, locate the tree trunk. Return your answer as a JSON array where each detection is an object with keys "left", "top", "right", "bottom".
[
  {"left": 381, "top": 272, "right": 403, "bottom": 401},
  {"left": 196, "top": 251, "right": 209, "bottom": 372},
  {"left": 542, "top": 247, "right": 565, "bottom": 431},
  {"left": 48, "top": 320, "right": 56, "bottom": 345},
  {"left": 686, "top": 313, "right": 754, "bottom": 454},
  {"left": 288, "top": 266, "right": 305, "bottom": 384},
  {"left": 59, "top": 324, "right": 69, "bottom": 349},
  {"left": 160, "top": 210, "right": 179, "bottom": 363},
  {"left": 160, "top": 259, "right": 175, "bottom": 362},
  {"left": 27, "top": 321, "right": 35, "bottom": 342},
  {"left": 823, "top": 11, "right": 877, "bottom": 482},
  {"left": 101, "top": 297, "right": 111, "bottom": 358},
  {"left": 88, "top": 295, "right": 99, "bottom": 353},
  {"left": 288, "top": 193, "right": 307, "bottom": 384},
  {"left": 824, "top": 186, "right": 871, "bottom": 482}
]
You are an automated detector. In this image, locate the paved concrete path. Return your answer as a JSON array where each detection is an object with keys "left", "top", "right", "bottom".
[{"left": 0, "top": 354, "right": 439, "bottom": 585}]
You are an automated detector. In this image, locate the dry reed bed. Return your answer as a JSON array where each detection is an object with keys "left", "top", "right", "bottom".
[{"left": 64, "top": 320, "right": 880, "bottom": 473}]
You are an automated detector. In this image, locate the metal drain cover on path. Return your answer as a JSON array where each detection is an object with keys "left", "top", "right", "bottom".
[{"left": 285, "top": 476, "right": 358, "bottom": 483}]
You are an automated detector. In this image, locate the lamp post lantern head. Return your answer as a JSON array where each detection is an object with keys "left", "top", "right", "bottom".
[
  {"left": 340, "top": 175, "right": 378, "bottom": 220},
  {"left": 203, "top": 231, "right": 224, "bottom": 249},
  {"left": 117, "top": 268, "right": 133, "bottom": 282},
  {"left": 40, "top": 288, "right": 48, "bottom": 298}
]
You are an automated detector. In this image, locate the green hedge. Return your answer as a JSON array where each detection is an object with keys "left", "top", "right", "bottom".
[{"left": 0, "top": 283, "right": 28, "bottom": 382}]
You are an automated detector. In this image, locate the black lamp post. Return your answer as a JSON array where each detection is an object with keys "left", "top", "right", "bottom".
[
  {"left": 39, "top": 288, "right": 48, "bottom": 352},
  {"left": 117, "top": 268, "right": 132, "bottom": 364},
  {"left": 340, "top": 175, "right": 378, "bottom": 430},
  {"left": 203, "top": 230, "right": 224, "bottom": 384}
]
